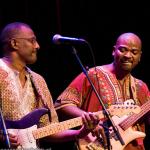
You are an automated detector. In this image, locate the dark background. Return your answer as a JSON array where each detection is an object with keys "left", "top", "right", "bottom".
[{"left": 0, "top": 0, "right": 149, "bottom": 101}]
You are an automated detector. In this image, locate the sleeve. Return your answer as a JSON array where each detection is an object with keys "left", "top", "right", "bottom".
[
  {"left": 55, "top": 72, "right": 87, "bottom": 109},
  {"left": 137, "top": 80, "right": 150, "bottom": 104},
  {"left": 136, "top": 80, "right": 150, "bottom": 125}
]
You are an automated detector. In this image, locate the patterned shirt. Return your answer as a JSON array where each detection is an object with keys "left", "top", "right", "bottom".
[
  {"left": 0, "top": 59, "right": 58, "bottom": 125},
  {"left": 55, "top": 66, "right": 150, "bottom": 150}
]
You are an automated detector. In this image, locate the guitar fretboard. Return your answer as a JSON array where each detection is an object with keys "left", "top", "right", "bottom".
[{"left": 32, "top": 116, "right": 83, "bottom": 139}]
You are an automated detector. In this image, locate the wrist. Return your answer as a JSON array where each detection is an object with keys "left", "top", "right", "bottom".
[
  {"left": 76, "top": 126, "right": 89, "bottom": 140},
  {"left": 74, "top": 129, "right": 81, "bottom": 141}
]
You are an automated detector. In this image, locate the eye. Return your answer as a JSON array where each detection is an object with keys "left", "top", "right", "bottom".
[
  {"left": 30, "top": 37, "right": 37, "bottom": 44},
  {"left": 118, "top": 46, "right": 127, "bottom": 52},
  {"left": 131, "top": 50, "right": 140, "bottom": 55}
]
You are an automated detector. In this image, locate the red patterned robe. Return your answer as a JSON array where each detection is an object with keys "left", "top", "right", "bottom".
[{"left": 55, "top": 66, "right": 150, "bottom": 150}]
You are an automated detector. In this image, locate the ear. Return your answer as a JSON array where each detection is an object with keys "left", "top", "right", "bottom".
[
  {"left": 112, "top": 45, "right": 116, "bottom": 56},
  {"left": 138, "top": 51, "right": 142, "bottom": 62},
  {"left": 10, "top": 39, "right": 18, "bottom": 49}
]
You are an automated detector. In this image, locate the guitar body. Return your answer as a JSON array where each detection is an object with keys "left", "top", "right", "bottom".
[
  {"left": 8, "top": 125, "right": 37, "bottom": 149},
  {"left": 110, "top": 128, "right": 145, "bottom": 150},
  {"left": 109, "top": 115, "right": 145, "bottom": 150},
  {"left": 1, "top": 108, "right": 48, "bottom": 149},
  {"left": 4, "top": 108, "right": 48, "bottom": 129},
  {"left": 78, "top": 133, "right": 103, "bottom": 150},
  {"left": 78, "top": 115, "right": 146, "bottom": 150}
]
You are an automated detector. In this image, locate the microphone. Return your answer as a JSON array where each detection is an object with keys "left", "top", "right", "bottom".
[{"left": 52, "top": 34, "right": 86, "bottom": 45}]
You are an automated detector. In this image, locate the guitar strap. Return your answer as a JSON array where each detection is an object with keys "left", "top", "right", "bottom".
[
  {"left": 28, "top": 69, "right": 58, "bottom": 123},
  {"left": 130, "top": 76, "right": 139, "bottom": 105},
  {"left": 44, "top": 97, "right": 58, "bottom": 123}
]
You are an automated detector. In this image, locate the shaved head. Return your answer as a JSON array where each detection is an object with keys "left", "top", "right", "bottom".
[
  {"left": 115, "top": 32, "right": 142, "bottom": 50},
  {"left": 0, "top": 22, "right": 31, "bottom": 43}
]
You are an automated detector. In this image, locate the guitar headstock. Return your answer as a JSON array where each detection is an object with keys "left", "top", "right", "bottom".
[{"left": 109, "top": 104, "right": 141, "bottom": 117}]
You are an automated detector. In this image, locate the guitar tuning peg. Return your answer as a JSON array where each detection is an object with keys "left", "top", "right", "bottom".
[
  {"left": 115, "top": 102, "right": 119, "bottom": 105},
  {"left": 117, "top": 106, "right": 120, "bottom": 109},
  {"left": 122, "top": 106, "right": 125, "bottom": 109},
  {"left": 125, "top": 106, "right": 128, "bottom": 109},
  {"left": 130, "top": 106, "right": 133, "bottom": 109},
  {"left": 115, "top": 102, "right": 122, "bottom": 105}
]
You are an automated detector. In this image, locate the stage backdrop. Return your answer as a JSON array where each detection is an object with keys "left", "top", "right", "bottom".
[{"left": 0, "top": 0, "right": 149, "bottom": 101}]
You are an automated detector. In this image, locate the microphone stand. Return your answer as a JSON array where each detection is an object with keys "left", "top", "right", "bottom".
[
  {"left": 0, "top": 108, "right": 11, "bottom": 148},
  {"left": 71, "top": 46, "right": 125, "bottom": 150}
]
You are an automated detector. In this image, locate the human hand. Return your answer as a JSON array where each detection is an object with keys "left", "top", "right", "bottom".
[
  {"left": 77, "top": 112, "right": 99, "bottom": 138},
  {"left": 0, "top": 132, "right": 20, "bottom": 148},
  {"left": 9, "top": 132, "right": 20, "bottom": 148},
  {"left": 91, "top": 123, "right": 108, "bottom": 148}
]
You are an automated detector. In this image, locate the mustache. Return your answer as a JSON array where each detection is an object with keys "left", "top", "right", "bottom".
[{"left": 121, "top": 58, "right": 133, "bottom": 63}]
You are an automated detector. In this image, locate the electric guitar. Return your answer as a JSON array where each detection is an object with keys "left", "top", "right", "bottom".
[
  {"left": 1, "top": 104, "right": 140, "bottom": 149},
  {"left": 79, "top": 99, "right": 149, "bottom": 150}
]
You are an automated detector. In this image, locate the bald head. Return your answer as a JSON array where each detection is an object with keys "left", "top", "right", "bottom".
[
  {"left": 115, "top": 32, "right": 142, "bottom": 50},
  {"left": 0, "top": 22, "right": 31, "bottom": 43}
]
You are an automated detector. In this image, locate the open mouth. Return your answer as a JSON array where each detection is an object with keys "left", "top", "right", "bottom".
[{"left": 122, "top": 62, "right": 132, "bottom": 65}]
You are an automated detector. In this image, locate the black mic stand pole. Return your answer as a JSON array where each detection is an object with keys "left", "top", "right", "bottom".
[
  {"left": 71, "top": 46, "right": 125, "bottom": 150},
  {"left": 0, "top": 108, "right": 11, "bottom": 148}
]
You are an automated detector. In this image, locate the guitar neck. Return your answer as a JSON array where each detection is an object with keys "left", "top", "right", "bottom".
[
  {"left": 33, "top": 116, "right": 82, "bottom": 139},
  {"left": 32, "top": 104, "right": 140, "bottom": 140},
  {"left": 32, "top": 110, "right": 105, "bottom": 140},
  {"left": 120, "top": 99, "right": 150, "bottom": 130}
]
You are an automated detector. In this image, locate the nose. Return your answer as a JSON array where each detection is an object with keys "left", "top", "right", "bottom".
[
  {"left": 124, "top": 51, "right": 132, "bottom": 58},
  {"left": 35, "top": 41, "right": 40, "bottom": 50}
]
